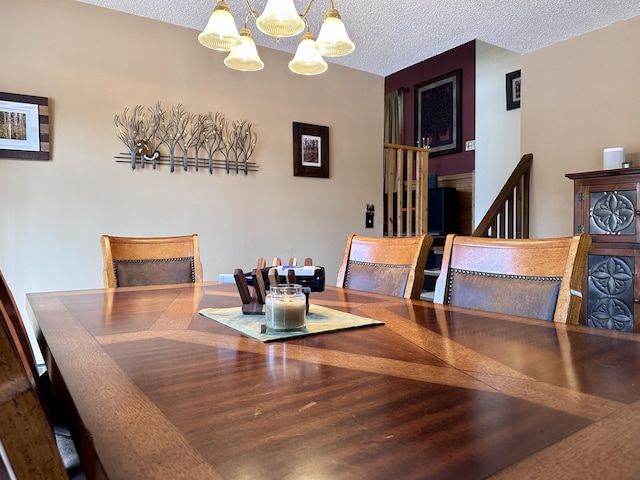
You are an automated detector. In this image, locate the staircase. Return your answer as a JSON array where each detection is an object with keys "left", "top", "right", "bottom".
[
  {"left": 472, "top": 154, "right": 533, "bottom": 239},
  {"left": 419, "top": 154, "right": 533, "bottom": 301}
]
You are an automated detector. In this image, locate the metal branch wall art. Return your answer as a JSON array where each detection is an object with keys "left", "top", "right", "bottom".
[{"left": 113, "top": 102, "right": 258, "bottom": 175}]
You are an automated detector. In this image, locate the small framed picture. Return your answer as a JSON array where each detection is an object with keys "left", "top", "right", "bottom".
[
  {"left": 293, "top": 122, "right": 329, "bottom": 178},
  {"left": 0, "top": 92, "right": 50, "bottom": 160},
  {"left": 506, "top": 70, "right": 521, "bottom": 110}
]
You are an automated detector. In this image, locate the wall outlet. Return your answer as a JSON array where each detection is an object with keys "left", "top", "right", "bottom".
[{"left": 465, "top": 140, "right": 476, "bottom": 151}]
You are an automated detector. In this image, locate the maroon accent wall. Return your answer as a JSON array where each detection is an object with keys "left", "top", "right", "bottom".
[{"left": 385, "top": 41, "right": 475, "bottom": 177}]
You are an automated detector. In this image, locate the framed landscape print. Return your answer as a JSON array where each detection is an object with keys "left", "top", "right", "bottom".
[{"left": 0, "top": 92, "right": 50, "bottom": 160}]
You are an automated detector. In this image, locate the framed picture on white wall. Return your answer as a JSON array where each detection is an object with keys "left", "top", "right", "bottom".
[{"left": 506, "top": 70, "right": 521, "bottom": 110}]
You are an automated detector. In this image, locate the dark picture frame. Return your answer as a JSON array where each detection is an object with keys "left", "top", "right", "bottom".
[
  {"left": 506, "top": 70, "right": 521, "bottom": 110},
  {"left": 293, "top": 122, "right": 329, "bottom": 178},
  {"left": 0, "top": 92, "right": 50, "bottom": 160},
  {"left": 415, "top": 70, "right": 461, "bottom": 157}
]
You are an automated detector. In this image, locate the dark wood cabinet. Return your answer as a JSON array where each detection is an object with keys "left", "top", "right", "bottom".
[{"left": 566, "top": 167, "right": 640, "bottom": 332}]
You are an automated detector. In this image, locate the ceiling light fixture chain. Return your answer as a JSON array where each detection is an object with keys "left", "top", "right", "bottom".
[{"left": 198, "top": 0, "right": 354, "bottom": 75}]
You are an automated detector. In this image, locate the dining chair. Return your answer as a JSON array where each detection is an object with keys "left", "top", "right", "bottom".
[
  {"left": 336, "top": 234, "right": 433, "bottom": 299},
  {"left": 0, "top": 270, "right": 85, "bottom": 478},
  {"left": 0, "top": 301, "right": 72, "bottom": 478},
  {"left": 0, "top": 270, "right": 56, "bottom": 423},
  {"left": 100, "top": 234, "right": 203, "bottom": 288},
  {"left": 0, "top": 269, "right": 40, "bottom": 387},
  {"left": 433, "top": 234, "right": 592, "bottom": 324}
]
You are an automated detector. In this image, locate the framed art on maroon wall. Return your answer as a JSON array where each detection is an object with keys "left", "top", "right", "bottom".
[{"left": 415, "top": 70, "right": 461, "bottom": 157}]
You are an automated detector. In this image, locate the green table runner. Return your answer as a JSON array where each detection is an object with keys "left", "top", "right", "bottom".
[{"left": 199, "top": 304, "right": 384, "bottom": 342}]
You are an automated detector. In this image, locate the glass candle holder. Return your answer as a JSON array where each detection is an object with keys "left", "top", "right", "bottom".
[{"left": 265, "top": 284, "right": 307, "bottom": 332}]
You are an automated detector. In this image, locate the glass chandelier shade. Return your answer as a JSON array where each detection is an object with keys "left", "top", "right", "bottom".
[
  {"left": 288, "top": 31, "right": 328, "bottom": 76},
  {"left": 198, "top": 0, "right": 354, "bottom": 74},
  {"left": 316, "top": 8, "right": 355, "bottom": 57},
  {"left": 198, "top": 0, "right": 241, "bottom": 51},
  {"left": 224, "top": 28, "right": 264, "bottom": 71},
  {"left": 256, "top": 0, "right": 305, "bottom": 38}
]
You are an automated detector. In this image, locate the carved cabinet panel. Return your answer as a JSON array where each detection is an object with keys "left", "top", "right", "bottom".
[
  {"left": 566, "top": 168, "right": 640, "bottom": 333},
  {"left": 586, "top": 246, "right": 637, "bottom": 332}
]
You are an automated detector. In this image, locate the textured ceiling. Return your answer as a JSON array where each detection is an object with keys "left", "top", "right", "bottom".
[{"left": 78, "top": 0, "right": 640, "bottom": 76}]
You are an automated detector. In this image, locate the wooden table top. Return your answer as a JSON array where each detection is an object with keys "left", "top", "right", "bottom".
[{"left": 26, "top": 283, "right": 640, "bottom": 480}]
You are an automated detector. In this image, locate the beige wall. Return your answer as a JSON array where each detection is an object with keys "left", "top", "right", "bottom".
[
  {"left": 522, "top": 15, "right": 640, "bottom": 237},
  {"left": 1, "top": 0, "right": 383, "bottom": 333}
]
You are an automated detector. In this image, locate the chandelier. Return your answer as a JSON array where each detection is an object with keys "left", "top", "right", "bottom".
[{"left": 198, "top": 0, "right": 355, "bottom": 75}]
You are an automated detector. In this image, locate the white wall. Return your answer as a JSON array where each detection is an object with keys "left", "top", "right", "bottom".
[
  {"left": 1, "top": 0, "right": 384, "bottom": 357},
  {"left": 474, "top": 41, "right": 521, "bottom": 226},
  {"left": 522, "top": 15, "right": 640, "bottom": 237}
]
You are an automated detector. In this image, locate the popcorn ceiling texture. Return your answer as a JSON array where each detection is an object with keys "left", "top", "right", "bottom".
[{"left": 78, "top": 0, "right": 640, "bottom": 76}]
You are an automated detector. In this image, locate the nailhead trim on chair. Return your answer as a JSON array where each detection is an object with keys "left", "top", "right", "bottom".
[
  {"left": 445, "top": 268, "right": 563, "bottom": 304},
  {"left": 345, "top": 260, "right": 410, "bottom": 287},
  {"left": 113, "top": 257, "right": 196, "bottom": 286}
]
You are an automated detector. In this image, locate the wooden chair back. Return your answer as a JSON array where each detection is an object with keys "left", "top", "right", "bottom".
[
  {"left": 1, "top": 271, "right": 85, "bottom": 478},
  {"left": 0, "top": 301, "right": 68, "bottom": 479},
  {"left": 433, "top": 234, "right": 592, "bottom": 324},
  {"left": 336, "top": 234, "right": 433, "bottom": 299},
  {"left": 101, "top": 234, "right": 203, "bottom": 288},
  {"left": 0, "top": 270, "right": 40, "bottom": 384}
]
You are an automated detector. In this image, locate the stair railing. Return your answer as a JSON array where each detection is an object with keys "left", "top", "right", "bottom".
[
  {"left": 383, "top": 143, "right": 430, "bottom": 237},
  {"left": 472, "top": 153, "right": 533, "bottom": 238}
]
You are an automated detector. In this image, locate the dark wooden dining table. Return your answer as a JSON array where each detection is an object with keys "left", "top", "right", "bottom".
[{"left": 26, "top": 282, "right": 640, "bottom": 480}]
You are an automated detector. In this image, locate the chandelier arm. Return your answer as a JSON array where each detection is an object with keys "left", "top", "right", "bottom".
[
  {"left": 244, "top": 0, "right": 260, "bottom": 19},
  {"left": 300, "top": 0, "right": 316, "bottom": 20}
]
